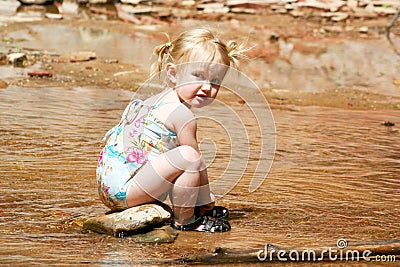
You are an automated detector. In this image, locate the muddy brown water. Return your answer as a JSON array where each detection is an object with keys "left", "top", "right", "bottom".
[
  {"left": 1, "top": 85, "right": 399, "bottom": 265},
  {"left": 0, "top": 19, "right": 400, "bottom": 266}
]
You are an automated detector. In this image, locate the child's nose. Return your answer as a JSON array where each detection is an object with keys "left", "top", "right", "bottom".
[{"left": 201, "top": 82, "right": 211, "bottom": 91}]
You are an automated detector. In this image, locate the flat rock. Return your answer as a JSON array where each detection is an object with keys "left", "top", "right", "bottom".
[
  {"left": 83, "top": 204, "right": 172, "bottom": 236},
  {"left": 28, "top": 70, "right": 53, "bottom": 77},
  {"left": 59, "top": 51, "right": 96, "bottom": 63},
  {"left": 130, "top": 225, "right": 178, "bottom": 243},
  {"left": 18, "top": 0, "right": 53, "bottom": 4}
]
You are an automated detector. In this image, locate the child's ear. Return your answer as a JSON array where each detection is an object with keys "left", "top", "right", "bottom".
[{"left": 166, "top": 63, "right": 177, "bottom": 85}]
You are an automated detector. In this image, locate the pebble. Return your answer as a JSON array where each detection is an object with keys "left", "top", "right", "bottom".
[
  {"left": 130, "top": 226, "right": 178, "bottom": 243},
  {"left": 0, "top": 80, "right": 8, "bottom": 89},
  {"left": 6, "top": 53, "right": 27, "bottom": 67},
  {"left": 358, "top": 26, "right": 369, "bottom": 33},
  {"left": 59, "top": 52, "right": 96, "bottom": 63},
  {"left": 45, "top": 13, "right": 63, "bottom": 20},
  {"left": 27, "top": 70, "right": 53, "bottom": 78}
]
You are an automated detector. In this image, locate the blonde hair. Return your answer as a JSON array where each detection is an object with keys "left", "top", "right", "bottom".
[{"left": 151, "top": 28, "right": 247, "bottom": 76}]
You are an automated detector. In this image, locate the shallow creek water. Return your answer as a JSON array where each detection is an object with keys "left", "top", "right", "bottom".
[
  {"left": 0, "top": 84, "right": 399, "bottom": 265},
  {"left": 0, "top": 18, "right": 400, "bottom": 265}
]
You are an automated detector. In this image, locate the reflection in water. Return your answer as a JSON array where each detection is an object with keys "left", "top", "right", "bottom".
[{"left": 0, "top": 86, "right": 399, "bottom": 265}]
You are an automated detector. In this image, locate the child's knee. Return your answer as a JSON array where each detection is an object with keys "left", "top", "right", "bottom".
[
  {"left": 180, "top": 145, "right": 200, "bottom": 159},
  {"left": 179, "top": 145, "right": 202, "bottom": 168}
]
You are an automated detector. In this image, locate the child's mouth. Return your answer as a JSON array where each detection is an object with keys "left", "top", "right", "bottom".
[{"left": 196, "top": 94, "right": 207, "bottom": 97}]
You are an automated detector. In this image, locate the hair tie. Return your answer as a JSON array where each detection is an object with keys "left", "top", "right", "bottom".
[{"left": 165, "top": 41, "right": 172, "bottom": 49}]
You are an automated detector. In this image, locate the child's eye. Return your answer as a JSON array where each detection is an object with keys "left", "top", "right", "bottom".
[
  {"left": 193, "top": 73, "right": 205, "bottom": 79},
  {"left": 211, "top": 78, "right": 221, "bottom": 85}
]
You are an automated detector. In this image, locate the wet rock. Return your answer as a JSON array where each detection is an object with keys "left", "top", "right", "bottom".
[
  {"left": 322, "top": 25, "right": 343, "bottom": 33},
  {"left": 115, "top": 3, "right": 142, "bottom": 24},
  {"left": 197, "top": 3, "right": 229, "bottom": 14},
  {"left": 130, "top": 225, "right": 178, "bottom": 243},
  {"left": 358, "top": 26, "right": 369, "bottom": 34},
  {"left": 269, "top": 32, "right": 280, "bottom": 43},
  {"left": 373, "top": 6, "right": 398, "bottom": 15},
  {"left": 230, "top": 7, "right": 258, "bottom": 14},
  {"left": 119, "top": 4, "right": 154, "bottom": 14},
  {"left": 59, "top": 51, "right": 96, "bottom": 62},
  {"left": 327, "top": 12, "right": 349, "bottom": 22},
  {"left": 120, "top": 0, "right": 141, "bottom": 4},
  {"left": 347, "top": 0, "right": 357, "bottom": 11},
  {"left": 6, "top": 53, "right": 27, "bottom": 67},
  {"left": 18, "top": 0, "right": 54, "bottom": 4},
  {"left": 45, "top": 13, "right": 63, "bottom": 19},
  {"left": 352, "top": 7, "right": 378, "bottom": 18},
  {"left": 181, "top": 0, "right": 196, "bottom": 7},
  {"left": 382, "top": 121, "right": 395, "bottom": 127},
  {"left": 88, "top": 0, "right": 109, "bottom": 4},
  {"left": 289, "top": 9, "right": 305, "bottom": 17},
  {"left": 60, "top": 0, "right": 79, "bottom": 14},
  {"left": 82, "top": 204, "right": 172, "bottom": 236},
  {"left": 0, "top": 53, "right": 7, "bottom": 65},
  {"left": 28, "top": 70, "right": 53, "bottom": 77},
  {"left": 0, "top": 80, "right": 8, "bottom": 89},
  {"left": 297, "top": 0, "right": 345, "bottom": 12}
]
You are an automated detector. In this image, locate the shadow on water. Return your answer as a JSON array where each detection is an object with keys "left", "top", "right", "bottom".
[{"left": 0, "top": 85, "right": 399, "bottom": 265}]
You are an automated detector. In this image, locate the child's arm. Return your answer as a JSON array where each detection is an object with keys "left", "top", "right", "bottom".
[{"left": 170, "top": 105, "right": 199, "bottom": 151}]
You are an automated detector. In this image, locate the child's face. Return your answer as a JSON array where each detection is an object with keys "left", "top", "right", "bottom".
[{"left": 172, "top": 62, "right": 228, "bottom": 108}]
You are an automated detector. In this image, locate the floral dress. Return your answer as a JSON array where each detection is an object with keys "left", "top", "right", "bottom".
[{"left": 96, "top": 99, "right": 179, "bottom": 210}]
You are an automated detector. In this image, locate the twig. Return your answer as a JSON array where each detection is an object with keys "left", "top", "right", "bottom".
[{"left": 386, "top": 8, "right": 400, "bottom": 55}]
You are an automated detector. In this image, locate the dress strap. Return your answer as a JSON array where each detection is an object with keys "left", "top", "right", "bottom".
[
  {"left": 150, "top": 101, "right": 175, "bottom": 109},
  {"left": 102, "top": 99, "right": 144, "bottom": 142}
]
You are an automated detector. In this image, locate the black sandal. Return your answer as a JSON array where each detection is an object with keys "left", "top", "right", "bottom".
[
  {"left": 172, "top": 216, "right": 231, "bottom": 232},
  {"left": 195, "top": 206, "right": 230, "bottom": 219}
]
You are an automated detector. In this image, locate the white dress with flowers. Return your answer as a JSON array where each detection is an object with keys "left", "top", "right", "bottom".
[{"left": 96, "top": 99, "right": 179, "bottom": 210}]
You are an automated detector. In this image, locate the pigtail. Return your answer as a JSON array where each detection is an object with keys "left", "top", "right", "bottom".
[
  {"left": 150, "top": 33, "right": 174, "bottom": 76},
  {"left": 226, "top": 40, "right": 249, "bottom": 69}
]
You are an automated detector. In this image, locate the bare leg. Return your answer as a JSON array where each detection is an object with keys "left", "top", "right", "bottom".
[
  {"left": 196, "top": 168, "right": 215, "bottom": 214},
  {"left": 125, "top": 145, "right": 203, "bottom": 225}
]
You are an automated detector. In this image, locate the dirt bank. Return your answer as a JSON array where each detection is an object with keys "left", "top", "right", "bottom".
[{"left": 1, "top": 5, "right": 400, "bottom": 111}]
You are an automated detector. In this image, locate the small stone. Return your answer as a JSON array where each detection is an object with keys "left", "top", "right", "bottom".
[
  {"left": 82, "top": 204, "right": 172, "bottom": 236},
  {"left": 382, "top": 121, "right": 395, "bottom": 127},
  {"left": 120, "top": 0, "right": 140, "bottom": 4},
  {"left": 0, "top": 80, "right": 8, "bottom": 89},
  {"left": 18, "top": 0, "right": 52, "bottom": 4},
  {"left": 59, "top": 52, "right": 96, "bottom": 63},
  {"left": 358, "top": 26, "right": 369, "bottom": 34},
  {"left": 7, "top": 53, "right": 27, "bottom": 67},
  {"left": 27, "top": 70, "right": 53, "bottom": 77},
  {"left": 331, "top": 12, "right": 348, "bottom": 22},
  {"left": 103, "top": 59, "right": 119, "bottom": 64},
  {"left": 88, "top": 0, "right": 108, "bottom": 4},
  {"left": 270, "top": 33, "right": 280, "bottom": 43},
  {"left": 45, "top": 13, "right": 63, "bottom": 20},
  {"left": 130, "top": 226, "right": 178, "bottom": 243}
]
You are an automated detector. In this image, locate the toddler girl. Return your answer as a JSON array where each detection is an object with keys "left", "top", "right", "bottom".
[{"left": 96, "top": 28, "right": 245, "bottom": 232}]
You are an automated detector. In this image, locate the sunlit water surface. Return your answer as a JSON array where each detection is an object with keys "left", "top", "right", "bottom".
[{"left": 0, "top": 85, "right": 399, "bottom": 265}]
